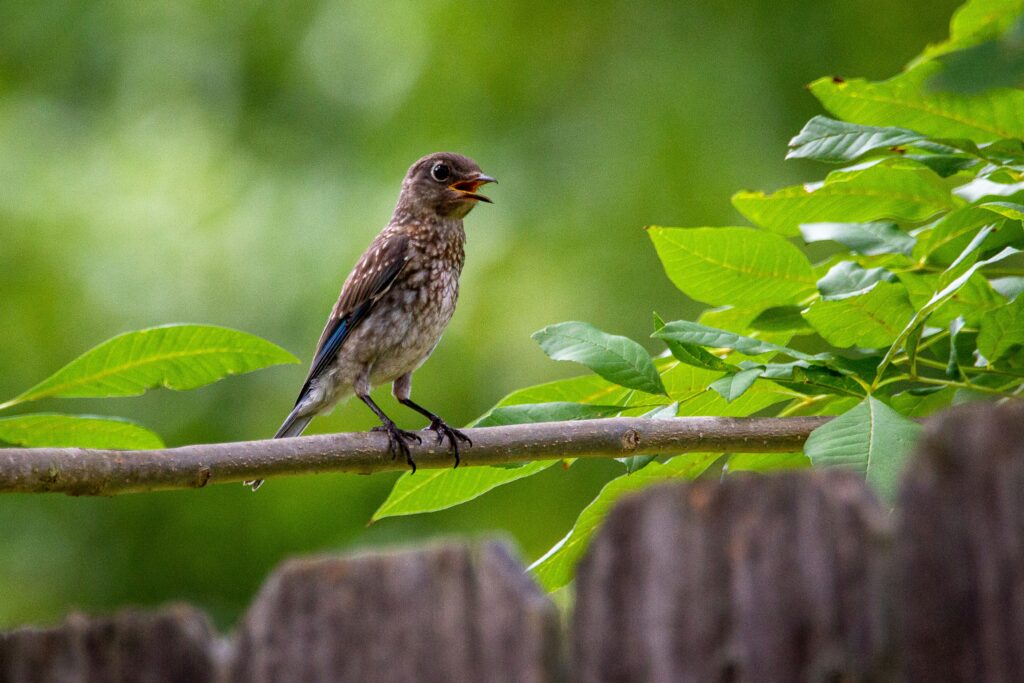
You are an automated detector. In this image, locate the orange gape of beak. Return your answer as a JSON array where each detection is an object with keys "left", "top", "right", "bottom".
[{"left": 449, "top": 174, "right": 497, "bottom": 203}]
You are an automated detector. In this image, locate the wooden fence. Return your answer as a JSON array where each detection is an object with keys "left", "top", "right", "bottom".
[{"left": 2, "top": 401, "right": 1022, "bottom": 682}]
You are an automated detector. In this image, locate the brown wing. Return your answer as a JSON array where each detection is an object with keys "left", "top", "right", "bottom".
[{"left": 293, "top": 231, "right": 411, "bottom": 405}]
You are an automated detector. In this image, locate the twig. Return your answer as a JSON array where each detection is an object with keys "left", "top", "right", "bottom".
[{"left": 0, "top": 416, "right": 830, "bottom": 496}]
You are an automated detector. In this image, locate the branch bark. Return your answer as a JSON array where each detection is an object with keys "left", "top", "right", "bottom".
[{"left": 0, "top": 416, "right": 830, "bottom": 496}]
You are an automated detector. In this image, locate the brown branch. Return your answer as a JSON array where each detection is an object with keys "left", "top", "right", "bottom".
[{"left": 0, "top": 416, "right": 830, "bottom": 496}]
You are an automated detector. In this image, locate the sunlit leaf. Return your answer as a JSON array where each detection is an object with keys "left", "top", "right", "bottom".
[
  {"left": 727, "top": 451, "right": 810, "bottom": 473},
  {"left": 804, "top": 281, "right": 916, "bottom": 348},
  {"left": 810, "top": 64, "right": 1024, "bottom": 140},
  {"left": 0, "top": 413, "right": 164, "bottom": 449},
  {"left": 647, "top": 226, "right": 816, "bottom": 306},
  {"left": 733, "top": 164, "right": 957, "bottom": 236},
  {"left": 372, "top": 460, "right": 557, "bottom": 521},
  {"left": 4, "top": 325, "right": 298, "bottom": 406}
]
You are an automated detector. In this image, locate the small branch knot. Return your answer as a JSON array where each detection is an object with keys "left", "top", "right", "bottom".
[
  {"left": 194, "top": 466, "right": 211, "bottom": 488},
  {"left": 621, "top": 429, "right": 641, "bottom": 451}
]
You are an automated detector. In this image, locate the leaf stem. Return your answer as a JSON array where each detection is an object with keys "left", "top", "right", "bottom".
[{"left": 912, "top": 376, "right": 1021, "bottom": 396}]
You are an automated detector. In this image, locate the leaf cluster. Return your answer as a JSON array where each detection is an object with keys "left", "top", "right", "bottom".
[{"left": 373, "top": 0, "right": 1024, "bottom": 591}]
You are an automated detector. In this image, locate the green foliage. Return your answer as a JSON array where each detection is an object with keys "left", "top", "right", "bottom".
[
  {"left": 803, "top": 397, "right": 922, "bottom": 501},
  {"left": 531, "top": 322, "right": 666, "bottom": 395},
  {"left": 374, "top": 0, "right": 1024, "bottom": 591},
  {"left": 0, "top": 414, "right": 164, "bottom": 449},
  {"left": 0, "top": 325, "right": 296, "bottom": 448}
]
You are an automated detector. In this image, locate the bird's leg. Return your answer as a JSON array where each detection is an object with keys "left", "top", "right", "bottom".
[
  {"left": 393, "top": 374, "right": 470, "bottom": 468},
  {"left": 357, "top": 392, "right": 421, "bottom": 472}
]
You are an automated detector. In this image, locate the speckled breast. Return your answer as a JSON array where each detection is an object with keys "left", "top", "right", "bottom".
[{"left": 367, "top": 252, "right": 462, "bottom": 384}]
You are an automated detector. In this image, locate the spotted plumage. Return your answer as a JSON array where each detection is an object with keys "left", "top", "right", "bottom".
[{"left": 246, "top": 152, "right": 495, "bottom": 490}]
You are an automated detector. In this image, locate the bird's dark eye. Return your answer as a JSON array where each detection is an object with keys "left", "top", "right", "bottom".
[{"left": 430, "top": 162, "right": 451, "bottom": 183}]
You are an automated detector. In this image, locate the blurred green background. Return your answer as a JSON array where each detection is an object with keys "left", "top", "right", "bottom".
[{"left": 0, "top": 0, "right": 960, "bottom": 628}]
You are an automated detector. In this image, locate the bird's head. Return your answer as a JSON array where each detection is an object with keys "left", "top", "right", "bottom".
[{"left": 398, "top": 152, "right": 496, "bottom": 219}]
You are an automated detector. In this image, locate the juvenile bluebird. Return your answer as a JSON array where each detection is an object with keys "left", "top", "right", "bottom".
[{"left": 246, "top": 153, "right": 495, "bottom": 490}]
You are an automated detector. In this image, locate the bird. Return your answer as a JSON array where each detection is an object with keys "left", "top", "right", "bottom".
[{"left": 245, "top": 152, "right": 495, "bottom": 490}]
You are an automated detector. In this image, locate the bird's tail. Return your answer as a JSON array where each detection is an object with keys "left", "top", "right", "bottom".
[{"left": 244, "top": 407, "right": 314, "bottom": 491}]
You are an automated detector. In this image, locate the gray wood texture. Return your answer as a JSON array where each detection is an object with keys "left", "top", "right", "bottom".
[
  {"left": 572, "top": 470, "right": 893, "bottom": 682},
  {"left": 227, "top": 541, "right": 560, "bottom": 682},
  {"left": 896, "top": 400, "right": 1024, "bottom": 682},
  {"left": 0, "top": 605, "right": 218, "bottom": 683}
]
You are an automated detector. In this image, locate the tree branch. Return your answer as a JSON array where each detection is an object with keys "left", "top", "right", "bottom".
[{"left": 0, "top": 416, "right": 830, "bottom": 496}]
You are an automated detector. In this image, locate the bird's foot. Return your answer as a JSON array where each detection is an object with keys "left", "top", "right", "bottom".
[
  {"left": 428, "top": 418, "right": 472, "bottom": 468},
  {"left": 372, "top": 422, "right": 422, "bottom": 472}
]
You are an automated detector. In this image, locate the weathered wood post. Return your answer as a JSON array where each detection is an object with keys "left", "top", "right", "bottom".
[
  {"left": 228, "top": 540, "right": 560, "bottom": 682},
  {"left": 0, "top": 605, "right": 219, "bottom": 683},
  {"left": 896, "top": 400, "right": 1024, "bottom": 682},
  {"left": 572, "top": 470, "right": 893, "bottom": 682}
]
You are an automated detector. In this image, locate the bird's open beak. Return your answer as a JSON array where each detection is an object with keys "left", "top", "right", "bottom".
[{"left": 449, "top": 173, "right": 497, "bottom": 203}]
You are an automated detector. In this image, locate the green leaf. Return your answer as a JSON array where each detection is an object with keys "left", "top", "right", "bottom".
[
  {"left": 698, "top": 305, "right": 796, "bottom": 348},
  {"left": 758, "top": 362, "right": 867, "bottom": 397},
  {"left": 709, "top": 368, "right": 764, "bottom": 403},
  {"left": 473, "top": 402, "right": 627, "bottom": 427},
  {"left": 880, "top": 246, "right": 1021, "bottom": 375},
  {"left": 930, "top": 16, "right": 1024, "bottom": 93},
  {"left": 912, "top": 204, "right": 1008, "bottom": 264},
  {"left": 809, "top": 64, "right": 1024, "bottom": 141},
  {"left": 800, "top": 221, "right": 916, "bottom": 256},
  {"left": 803, "top": 397, "right": 922, "bottom": 501},
  {"left": 653, "top": 312, "right": 733, "bottom": 371},
  {"left": 372, "top": 460, "right": 557, "bottom": 521},
  {"left": 943, "top": 0, "right": 1024, "bottom": 51},
  {"left": 907, "top": 153, "right": 979, "bottom": 177},
  {"left": 654, "top": 320, "right": 817, "bottom": 361},
  {"left": 488, "top": 374, "right": 631, "bottom": 410},
  {"left": 727, "top": 451, "right": 810, "bottom": 473},
  {"left": 786, "top": 116, "right": 926, "bottom": 163},
  {"left": 3, "top": 324, "right": 298, "bottom": 406},
  {"left": 660, "top": 361, "right": 792, "bottom": 417},
  {"left": 529, "top": 453, "right": 721, "bottom": 591},
  {"left": 900, "top": 271, "right": 1006, "bottom": 326},
  {"left": 804, "top": 281, "right": 916, "bottom": 349},
  {"left": 816, "top": 261, "right": 897, "bottom": 300},
  {"left": 749, "top": 306, "right": 816, "bottom": 335},
  {"left": 732, "top": 164, "right": 957, "bottom": 236},
  {"left": 978, "top": 294, "right": 1024, "bottom": 361},
  {"left": 533, "top": 322, "right": 666, "bottom": 395},
  {"left": 889, "top": 387, "right": 956, "bottom": 418},
  {"left": 647, "top": 226, "right": 816, "bottom": 306},
  {"left": 619, "top": 402, "right": 679, "bottom": 473},
  {"left": 0, "top": 413, "right": 164, "bottom": 449}
]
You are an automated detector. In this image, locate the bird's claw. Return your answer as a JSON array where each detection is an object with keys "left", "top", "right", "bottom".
[
  {"left": 372, "top": 423, "right": 422, "bottom": 472},
  {"left": 428, "top": 418, "right": 472, "bottom": 468}
]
